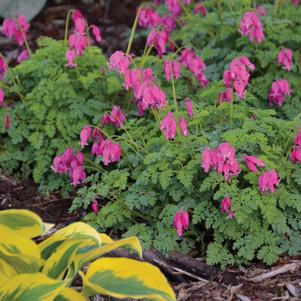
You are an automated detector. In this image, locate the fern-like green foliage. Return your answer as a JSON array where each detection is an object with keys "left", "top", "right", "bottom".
[
  {"left": 0, "top": 38, "right": 125, "bottom": 193},
  {"left": 1, "top": 0, "right": 301, "bottom": 268}
]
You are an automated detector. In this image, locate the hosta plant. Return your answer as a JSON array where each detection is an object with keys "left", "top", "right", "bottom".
[{"left": 0, "top": 209, "right": 175, "bottom": 301}]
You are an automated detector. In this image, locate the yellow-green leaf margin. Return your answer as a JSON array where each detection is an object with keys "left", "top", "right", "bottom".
[{"left": 81, "top": 257, "right": 176, "bottom": 301}]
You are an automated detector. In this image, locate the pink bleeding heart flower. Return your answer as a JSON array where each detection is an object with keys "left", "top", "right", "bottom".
[
  {"left": 165, "top": 0, "right": 181, "bottom": 16},
  {"left": 17, "top": 50, "right": 29, "bottom": 63},
  {"left": 138, "top": 8, "right": 161, "bottom": 28},
  {"left": 80, "top": 126, "right": 92, "bottom": 148},
  {"left": 160, "top": 112, "right": 177, "bottom": 140},
  {"left": 99, "top": 139, "right": 121, "bottom": 166},
  {"left": 161, "top": 16, "right": 176, "bottom": 33},
  {"left": 109, "top": 51, "right": 131, "bottom": 74},
  {"left": 240, "top": 11, "right": 265, "bottom": 44},
  {"left": 185, "top": 97, "right": 194, "bottom": 117},
  {"left": 109, "top": 105, "right": 126, "bottom": 127},
  {"left": 291, "top": 0, "right": 300, "bottom": 5},
  {"left": 181, "top": 49, "right": 208, "bottom": 87},
  {"left": 4, "top": 112, "right": 9, "bottom": 129},
  {"left": 91, "top": 200, "right": 99, "bottom": 215},
  {"left": 65, "top": 50, "right": 77, "bottom": 68},
  {"left": 218, "top": 88, "right": 233, "bottom": 103},
  {"left": 163, "top": 60, "right": 181, "bottom": 81},
  {"left": 221, "top": 197, "right": 235, "bottom": 219},
  {"left": 173, "top": 211, "right": 189, "bottom": 237},
  {"left": 2, "top": 15, "right": 30, "bottom": 47},
  {"left": 278, "top": 48, "right": 293, "bottom": 71},
  {"left": 291, "top": 148, "right": 301, "bottom": 164},
  {"left": 90, "top": 25, "right": 102, "bottom": 42},
  {"left": 179, "top": 117, "right": 189, "bottom": 137},
  {"left": 52, "top": 148, "right": 73, "bottom": 174},
  {"left": 268, "top": 79, "right": 291, "bottom": 107},
  {"left": 255, "top": 5, "right": 267, "bottom": 16},
  {"left": 72, "top": 10, "right": 86, "bottom": 34},
  {"left": 193, "top": 3, "right": 207, "bottom": 16},
  {"left": 146, "top": 29, "right": 169, "bottom": 57},
  {"left": 201, "top": 143, "right": 240, "bottom": 181},
  {"left": 223, "top": 56, "right": 255, "bottom": 99},
  {"left": 0, "top": 57, "right": 7, "bottom": 80},
  {"left": 258, "top": 170, "right": 280, "bottom": 193},
  {"left": 243, "top": 155, "right": 265, "bottom": 173},
  {"left": 0, "top": 89, "right": 4, "bottom": 106},
  {"left": 201, "top": 148, "right": 218, "bottom": 173},
  {"left": 69, "top": 33, "right": 87, "bottom": 56}
]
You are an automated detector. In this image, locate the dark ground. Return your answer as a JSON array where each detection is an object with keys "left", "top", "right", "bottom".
[{"left": 0, "top": 1, "right": 301, "bottom": 300}]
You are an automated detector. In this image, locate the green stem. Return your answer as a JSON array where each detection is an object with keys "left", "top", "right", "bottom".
[
  {"left": 140, "top": 44, "right": 153, "bottom": 68},
  {"left": 126, "top": 6, "right": 143, "bottom": 55},
  {"left": 64, "top": 9, "right": 73, "bottom": 46},
  {"left": 0, "top": 82, "right": 24, "bottom": 102}
]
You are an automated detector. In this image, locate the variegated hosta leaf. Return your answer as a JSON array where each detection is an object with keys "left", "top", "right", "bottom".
[
  {"left": 0, "top": 209, "right": 44, "bottom": 238},
  {"left": 0, "top": 273, "right": 65, "bottom": 301},
  {"left": 42, "top": 240, "right": 82, "bottom": 280},
  {"left": 0, "top": 225, "right": 43, "bottom": 273},
  {"left": 99, "top": 233, "right": 114, "bottom": 244},
  {"left": 54, "top": 288, "right": 87, "bottom": 301},
  {"left": 39, "top": 222, "right": 101, "bottom": 260},
  {"left": 76, "top": 236, "right": 142, "bottom": 270},
  {"left": 80, "top": 258, "right": 176, "bottom": 301},
  {"left": 0, "top": 258, "right": 17, "bottom": 287}
]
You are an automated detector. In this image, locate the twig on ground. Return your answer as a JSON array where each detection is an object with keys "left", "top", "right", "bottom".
[{"left": 248, "top": 262, "right": 301, "bottom": 283}]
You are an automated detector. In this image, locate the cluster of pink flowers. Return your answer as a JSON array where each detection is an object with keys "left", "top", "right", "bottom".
[
  {"left": 268, "top": 79, "right": 291, "bottom": 107},
  {"left": 201, "top": 142, "right": 240, "bottom": 181},
  {"left": 109, "top": 51, "right": 131, "bottom": 74},
  {"left": 173, "top": 210, "right": 189, "bottom": 237},
  {"left": 221, "top": 197, "right": 234, "bottom": 219},
  {"left": 181, "top": 49, "right": 208, "bottom": 87},
  {"left": 158, "top": 97, "right": 193, "bottom": 140},
  {"left": 223, "top": 56, "right": 255, "bottom": 99},
  {"left": 290, "top": 130, "right": 301, "bottom": 164},
  {"left": 139, "top": 7, "right": 162, "bottom": 28},
  {"left": 102, "top": 106, "right": 126, "bottom": 128},
  {"left": 258, "top": 170, "right": 280, "bottom": 193},
  {"left": 163, "top": 60, "right": 181, "bottom": 81},
  {"left": 108, "top": 52, "right": 166, "bottom": 114},
  {"left": 278, "top": 48, "right": 293, "bottom": 71},
  {"left": 2, "top": 15, "right": 29, "bottom": 47},
  {"left": 185, "top": 97, "right": 194, "bottom": 117},
  {"left": 240, "top": 12, "right": 265, "bottom": 44},
  {"left": 79, "top": 125, "right": 121, "bottom": 166},
  {"left": 193, "top": 3, "right": 207, "bottom": 16},
  {"left": 146, "top": 29, "right": 169, "bottom": 57},
  {"left": 66, "top": 10, "right": 101, "bottom": 67},
  {"left": 292, "top": 0, "right": 300, "bottom": 5},
  {"left": 52, "top": 148, "right": 86, "bottom": 186}
]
